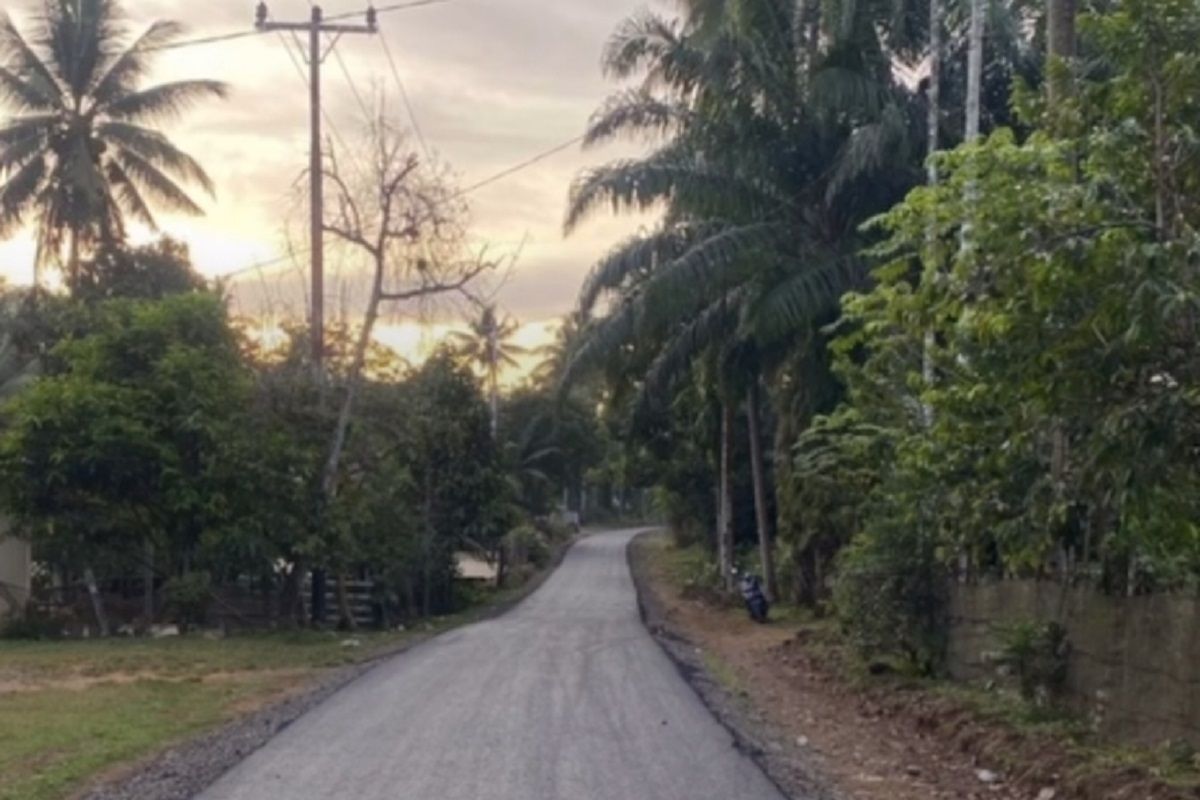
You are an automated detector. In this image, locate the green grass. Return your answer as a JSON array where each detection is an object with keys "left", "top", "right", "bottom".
[
  {"left": 0, "top": 632, "right": 418, "bottom": 800},
  {"left": 1, "top": 679, "right": 265, "bottom": 800},
  {"left": 0, "top": 630, "right": 410, "bottom": 681}
]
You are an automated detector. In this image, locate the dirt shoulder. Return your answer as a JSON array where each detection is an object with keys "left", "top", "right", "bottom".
[{"left": 629, "top": 531, "right": 1199, "bottom": 800}]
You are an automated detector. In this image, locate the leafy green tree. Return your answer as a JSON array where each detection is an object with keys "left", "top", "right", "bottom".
[
  {"left": 0, "top": 0, "right": 226, "bottom": 282},
  {"left": 0, "top": 292, "right": 250, "bottom": 630},
  {"left": 818, "top": 0, "right": 1200, "bottom": 668},
  {"left": 563, "top": 0, "right": 927, "bottom": 593},
  {"left": 71, "top": 236, "right": 206, "bottom": 301},
  {"left": 500, "top": 388, "right": 604, "bottom": 517},
  {"left": 401, "top": 350, "right": 510, "bottom": 614}
]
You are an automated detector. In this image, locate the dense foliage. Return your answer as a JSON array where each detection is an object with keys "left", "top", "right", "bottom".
[
  {"left": 567, "top": 0, "right": 1200, "bottom": 670},
  {"left": 0, "top": 237, "right": 600, "bottom": 632}
]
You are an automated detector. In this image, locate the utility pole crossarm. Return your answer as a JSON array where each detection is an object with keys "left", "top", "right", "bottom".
[
  {"left": 259, "top": 22, "right": 376, "bottom": 34},
  {"left": 256, "top": 2, "right": 378, "bottom": 34}
]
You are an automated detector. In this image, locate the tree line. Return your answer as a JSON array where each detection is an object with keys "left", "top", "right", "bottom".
[
  {"left": 0, "top": 0, "right": 611, "bottom": 635},
  {"left": 563, "top": 0, "right": 1200, "bottom": 671}
]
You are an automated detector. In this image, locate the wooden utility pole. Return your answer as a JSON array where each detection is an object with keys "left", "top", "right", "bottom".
[
  {"left": 254, "top": 3, "right": 376, "bottom": 626},
  {"left": 254, "top": 3, "right": 377, "bottom": 371}
]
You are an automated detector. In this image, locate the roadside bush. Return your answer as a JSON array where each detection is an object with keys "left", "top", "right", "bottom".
[
  {"left": 652, "top": 482, "right": 711, "bottom": 549},
  {"left": 164, "top": 571, "right": 212, "bottom": 631},
  {"left": 504, "top": 524, "right": 551, "bottom": 570},
  {"left": 534, "top": 517, "right": 572, "bottom": 543},
  {"left": 994, "top": 620, "right": 1070, "bottom": 706},
  {"left": 0, "top": 609, "right": 63, "bottom": 640},
  {"left": 834, "top": 519, "right": 948, "bottom": 675}
]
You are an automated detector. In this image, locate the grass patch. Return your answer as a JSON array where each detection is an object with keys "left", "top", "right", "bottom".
[
  {"left": 1, "top": 679, "right": 268, "bottom": 800},
  {"left": 700, "top": 650, "right": 747, "bottom": 701},
  {"left": 0, "top": 631, "right": 414, "bottom": 800},
  {"left": 0, "top": 631, "right": 408, "bottom": 683}
]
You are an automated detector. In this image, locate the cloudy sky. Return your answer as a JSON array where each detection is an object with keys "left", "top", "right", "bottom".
[{"left": 0, "top": 0, "right": 665, "bottom": 357}]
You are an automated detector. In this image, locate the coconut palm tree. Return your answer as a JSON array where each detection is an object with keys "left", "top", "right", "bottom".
[
  {"left": 449, "top": 304, "right": 526, "bottom": 436},
  {"left": 562, "top": 0, "right": 926, "bottom": 594},
  {"left": 0, "top": 0, "right": 227, "bottom": 287}
]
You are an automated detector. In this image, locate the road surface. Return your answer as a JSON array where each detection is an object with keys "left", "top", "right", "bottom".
[{"left": 199, "top": 529, "right": 786, "bottom": 800}]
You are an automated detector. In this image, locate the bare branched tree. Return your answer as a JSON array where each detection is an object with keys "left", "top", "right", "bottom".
[{"left": 318, "top": 114, "right": 494, "bottom": 627}]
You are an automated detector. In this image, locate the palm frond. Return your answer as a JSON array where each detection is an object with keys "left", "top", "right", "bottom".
[
  {"left": 641, "top": 221, "right": 782, "bottom": 308},
  {"left": 106, "top": 159, "right": 157, "bottom": 229},
  {"left": 0, "top": 121, "right": 49, "bottom": 172},
  {"left": 89, "top": 20, "right": 184, "bottom": 107},
  {"left": 809, "top": 65, "right": 893, "bottom": 120},
  {"left": 565, "top": 143, "right": 783, "bottom": 233},
  {"left": 602, "top": 10, "right": 682, "bottom": 79},
  {"left": 0, "top": 15, "right": 61, "bottom": 109},
  {"left": 642, "top": 290, "right": 742, "bottom": 399},
  {"left": 584, "top": 89, "right": 688, "bottom": 148},
  {"left": 113, "top": 150, "right": 204, "bottom": 217},
  {"left": 826, "top": 103, "right": 911, "bottom": 203},
  {"left": 100, "top": 121, "right": 214, "bottom": 194},
  {"left": 100, "top": 79, "right": 228, "bottom": 122},
  {"left": 0, "top": 114, "right": 56, "bottom": 148},
  {"left": 0, "top": 156, "right": 46, "bottom": 234},
  {"left": 45, "top": 0, "right": 121, "bottom": 101},
  {"left": 749, "top": 254, "right": 866, "bottom": 344},
  {"left": 559, "top": 297, "right": 641, "bottom": 389},
  {"left": 0, "top": 66, "right": 58, "bottom": 111},
  {"left": 578, "top": 220, "right": 723, "bottom": 314}
]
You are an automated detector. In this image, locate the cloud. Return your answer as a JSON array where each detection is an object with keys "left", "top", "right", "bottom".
[{"left": 0, "top": 0, "right": 668, "bottom": 331}]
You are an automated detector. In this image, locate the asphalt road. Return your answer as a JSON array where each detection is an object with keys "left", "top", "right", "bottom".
[{"left": 199, "top": 529, "right": 786, "bottom": 800}]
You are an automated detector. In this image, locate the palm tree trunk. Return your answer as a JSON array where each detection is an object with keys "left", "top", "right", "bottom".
[
  {"left": 961, "top": 0, "right": 985, "bottom": 253},
  {"left": 922, "top": 0, "right": 942, "bottom": 426},
  {"left": 487, "top": 325, "right": 500, "bottom": 437},
  {"left": 489, "top": 371, "right": 499, "bottom": 439},
  {"left": 719, "top": 401, "right": 735, "bottom": 591},
  {"left": 1046, "top": 0, "right": 1076, "bottom": 103},
  {"left": 927, "top": 0, "right": 941, "bottom": 180},
  {"left": 746, "top": 383, "right": 776, "bottom": 602},
  {"left": 965, "top": 0, "right": 984, "bottom": 145}
]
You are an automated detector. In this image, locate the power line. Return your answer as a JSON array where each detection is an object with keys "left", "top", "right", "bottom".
[
  {"left": 379, "top": 33, "right": 430, "bottom": 160},
  {"left": 332, "top": 44, "right": 374, "bottom": 122},
  {"left": 450, "top": 136, "right": 584, "bottom": 200},
  {"left": 145, "top": 29, "right": 267, "bottom": 52},
  {"left": 325, "top": 0, "right": 450, "bottom": 23},
  {"left": 277, "top": 29, "right": 360, "bottom": 174}
]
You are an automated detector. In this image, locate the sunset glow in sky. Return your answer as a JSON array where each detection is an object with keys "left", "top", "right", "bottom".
[{"left": 0, "top": 0, "right": 663, "bottom": 360}]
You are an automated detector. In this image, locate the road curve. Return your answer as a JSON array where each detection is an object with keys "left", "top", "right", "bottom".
[{"left": 199, "top": 529, "right": 786, "bottom": 800}]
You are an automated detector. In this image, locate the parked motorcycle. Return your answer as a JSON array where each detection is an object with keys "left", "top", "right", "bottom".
[{"left": 737, "top": 572, "right": 770, "bottom": 623}]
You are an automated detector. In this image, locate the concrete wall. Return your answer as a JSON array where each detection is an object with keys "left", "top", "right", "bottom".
[
  {"left": 948, "top": 580, "right": 1200, "bottom": 746},
  {"left": 0, "top": 533, "right": 31, "bottom": 619}
]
